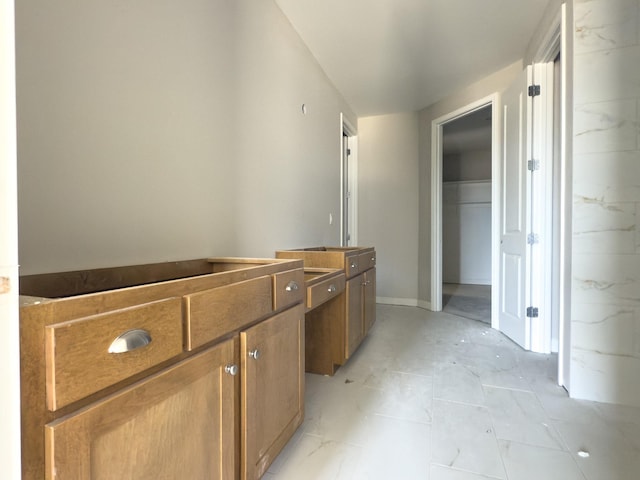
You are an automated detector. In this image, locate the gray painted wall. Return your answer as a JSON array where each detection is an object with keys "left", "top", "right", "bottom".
[
  {"left": 358, "top": 112, "right": 420, "bottom": 304},
  {"left": 16, "top": 0, "right": 356, "bottom": 274},
  {"left": 417, "top": 60, "right": 523, "bottom": 306}
]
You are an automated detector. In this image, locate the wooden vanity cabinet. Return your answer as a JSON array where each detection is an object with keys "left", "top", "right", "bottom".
[
  {"left": 20, "top": 258, "right": 305, "bottom": 480},
  {"left": 345, "top": 265, "right": 376, "bottom": 359},
  {"left": 45, "top": 338, "right": 238, "bottom": 480},
  {"left": 275, "top": 247, "right": 376, "bottom": 373}
]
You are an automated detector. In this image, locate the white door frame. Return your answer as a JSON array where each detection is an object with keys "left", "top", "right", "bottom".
[
  {"left": 430, "top": 93, "right": 501, "bottom": 329},
  {"left": 0, "top": 0, "right": 23, "bottom": 477},
  {"left": 531, "top": 5, "right": 569, "bottom": 386},
  {"left": 340, "top": 113, "right": 358, "bottom": 247}
]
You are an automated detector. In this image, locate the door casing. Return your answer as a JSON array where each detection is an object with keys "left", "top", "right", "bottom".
[{"left": 430, "top": 93, "right": 501, "bottom": 330}]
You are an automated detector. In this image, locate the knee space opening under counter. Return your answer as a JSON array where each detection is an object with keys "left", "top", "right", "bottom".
[{"left": 275, "top": 247, "right": 376, "bottom": 376}]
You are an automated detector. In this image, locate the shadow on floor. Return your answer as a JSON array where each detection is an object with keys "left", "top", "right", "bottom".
[{"left": 442, "top": 283, "right": 491, "bottom": 324}]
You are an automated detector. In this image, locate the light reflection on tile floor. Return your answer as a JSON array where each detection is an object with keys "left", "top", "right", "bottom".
[{"left": 264, "top": 304, "right": 640, "bottom": 480}]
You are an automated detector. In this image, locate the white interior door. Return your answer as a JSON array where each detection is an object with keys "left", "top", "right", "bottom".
[
  {"left": 499, "top": 64, "right": 553, "bottom": 352},
  {"left": 499, "top": 66, "right": 532, "bottom": 350}
]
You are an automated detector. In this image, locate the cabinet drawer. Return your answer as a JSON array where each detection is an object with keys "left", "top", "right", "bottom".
[
  {"left": 345, "top": 255, "right": 360, "bottom": 277},
  {"left": 307, "top": 274, "right": 345, "bottom": 311},
  {"left": 184, "top": 275, "right": 272, "bottom": 351},
  {"left": 45, "top": 297, "right": 183, "bottom": 411},
  {"left": 273, "top": 269, "right": 304, "bottom": 311},
  {"left": 358, "top": 251, "right": 376, "bottom": 271}
]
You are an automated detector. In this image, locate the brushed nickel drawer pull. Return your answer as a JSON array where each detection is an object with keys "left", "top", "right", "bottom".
[
  {"left": 328, "top": 284, "right": 337, "bottom": 293},
  {"left": 285, "top": 281, "right": 299, "bottom": 292},
  {"left": 108, "top": 329, "right": 152, "bottom": 354},
  {"left": 225, "top": 364, "right": 238, "bottom": 376},
  {"left": 351, "top": 263, "right": 356, "bottom": 268}
]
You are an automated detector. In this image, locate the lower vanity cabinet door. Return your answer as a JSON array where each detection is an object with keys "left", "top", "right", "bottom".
[
  {"left": 241, "top": 304, "right": 304, "bottom": 480},
  {"left": 345, "top": 275, "right": 364, "bottom": 359},
  {"left": 363, "top": 268, "right": 377, "bottom": 335},
  {"left": 45, "top": 339, "right": 238, "bottom": 480}
]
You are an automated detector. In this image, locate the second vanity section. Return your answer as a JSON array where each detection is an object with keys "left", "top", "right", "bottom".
[
  {"left": 20, "top": 258, "right": 305, "bottom": 480},
  {"left": 276, "top": 247, "right": 376, "bottom": 376}
]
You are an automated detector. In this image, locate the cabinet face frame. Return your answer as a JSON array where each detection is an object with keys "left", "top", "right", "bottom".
[{"left": 44, "top": 339, "right": 238, "bottom": 480}]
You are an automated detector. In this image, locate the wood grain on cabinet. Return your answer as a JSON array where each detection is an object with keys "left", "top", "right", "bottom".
[
  {"left": 304, "top": 294, "right": 344, "bottom": 375},
  {"left": 241, "top": 304, "right": 304, "bottom": 480},
  {"left": 184, "top": 276, "right": 273, "bottom": 351},
  {"left": 306, "top": 273, "right": 345, "bottom": 311},
  {"left": 45, "top": 297, "right": 183, "bottom": 411},
  {"left": 358, "top": 250, "right": 377, "bottom": 271},
  {"left": 272, "top": 269, "right": 305, "bottom": 311},
  {"left": 275, "top": 247, "right": 376, "bottom": 374},
  {"left": 45, "top": 339, "right": 238, "bottom": 480},
  {"left": 345, "top": 275, "right": 364, "bottom": 359},
  {"left": 20, "top": 258, "right": 304, "bottom": 480}
]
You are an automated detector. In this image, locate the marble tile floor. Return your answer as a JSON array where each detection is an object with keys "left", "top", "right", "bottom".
[
  {"left": 264, "top": 304, "right": 640, "bottom": 480},
  {"left": 442, "top": 283, "right": 491, "bottom": 324}
]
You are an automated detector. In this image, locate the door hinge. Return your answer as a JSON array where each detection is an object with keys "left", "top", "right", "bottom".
[
  {"left": 528, "top": 85, "right": 541, "bottom": 97},
  {"left": 527, "top": 233, "right": 539, "bottom": 245},
  {"left": 527, "top": 159, "right": 540, "bottom": 171},
  {"left": 526, "top": 306, "right": 539, "bottom": 318},
  {"left": 347, "top": 148, "right": 351, "bottom": 156}
]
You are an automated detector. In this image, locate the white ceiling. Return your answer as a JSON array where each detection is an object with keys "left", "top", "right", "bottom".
[{"left": 275, "top": 0, "right": 550, "bottom": 116}]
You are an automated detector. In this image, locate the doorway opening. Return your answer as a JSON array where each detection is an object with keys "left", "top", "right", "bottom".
[
  {"left": 430, "top": 94, "right": 500, "bottom": 329},
  {"left": 441, "top": 105, "right": 493, "bottom": 324},
  {"left": 341, "top": 113, "right": 357, "bottom": 247}
]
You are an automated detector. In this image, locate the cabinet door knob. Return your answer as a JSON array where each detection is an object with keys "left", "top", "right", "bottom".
[
  {"left": 225, "top": 364, "right": 238, "bottom": 376},
  {"left": 351, "top": 263, "right": 356, "bottom": 268},
  {"left": 285, "top": 281, "right": 299, "bottom": 292},
  {"left": 328, "top": 284, "right": 337, "bottom": 293},
  {"left": 108, "top": 329, "right": 152, "bottom": 354},
  {"left": 249, "top": 349, "right": 261, "bottom": 360}
]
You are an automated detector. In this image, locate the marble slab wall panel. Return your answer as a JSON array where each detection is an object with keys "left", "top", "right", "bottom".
[
  {"left": 572, "top": 303, "right": 637, "bottom": 356},
  {"left": 573, "top": 45, "right": 640, "bottom": 105},
  {"left": 573, "top": 201, "right": 636, "bottom": 254},
  {"left": 573, "top": 151, "right": 640, "bottom": 203},
  {"left": 574, "top": 0, "right": 638, "bottom": 54},
  {"left": 571, "top": 349, "right": 640, "bottom": 405},
  {"left": 572, "top": 254, "right": 640, "bottom": 307},
  {"left": 574, "top": 100, "right": 638, "bottom": 155},
  {"left": 572, "top": 0, "right": 640, "bottom": 407}
]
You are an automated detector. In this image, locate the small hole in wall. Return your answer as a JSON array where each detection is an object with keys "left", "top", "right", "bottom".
[{"left": 301, "top": 104, "right": 307, "bottom": 115}]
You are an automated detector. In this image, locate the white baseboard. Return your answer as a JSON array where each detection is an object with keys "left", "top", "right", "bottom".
[
  {"left": 376, "top": 296, "right": 418, "bottom": 307},
  {"left": 417, "top": 300, "right": 432, "bottom": 311}
]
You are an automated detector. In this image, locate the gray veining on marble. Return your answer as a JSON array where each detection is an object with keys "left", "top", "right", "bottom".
[
  {"left": 574, "top": 100, "right": 638, "bottom": 155},
  {"left": 574, "top": 46, "right": 640, "bottom": 105},
  {"left": 572, "top": 303, "right": 637, "bottom": 356},
  {"left": 572, "top": 200, "right": 636, "bottom": 254},
  {"left": 573, "top": 151, "right": 640, "bottom": 203},
  {"left": 574, "top": 0, "right": 639, "bottom": 54},
  {"left": 572, "top": 254, "right": 640, "bottom": 306}
]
